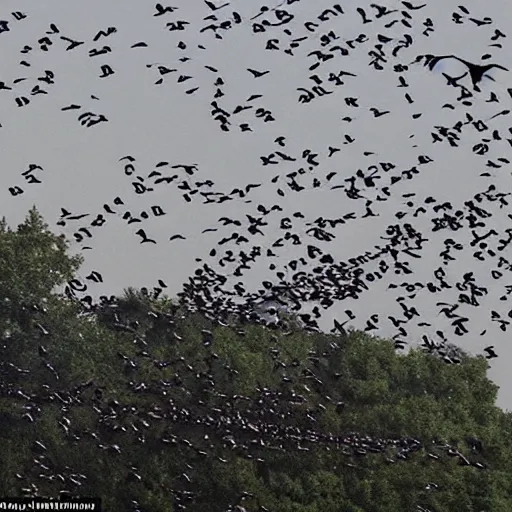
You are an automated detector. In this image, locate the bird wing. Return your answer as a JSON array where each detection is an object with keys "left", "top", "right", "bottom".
[
  {"left": 448, "top": 55, "right": 474, "bottom": 70},
  {"left": 424, "top": 55, "right": 460, "bottom": 71},
  {"left": 489, "top": 63, "right": 509, "bottom": 71}
]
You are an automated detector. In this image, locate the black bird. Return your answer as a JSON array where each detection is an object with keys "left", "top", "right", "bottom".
[
  {"left": 327, "top": 146, "right": 340, "bottom": 157},
  {"left": 247, "top": 68, "right": 270, "bottom": 78},
  {"left": 370, "top": 107, "right": 390, "bottom": 117},
  {"left": 60, "top": 36, "right": 84, "bottom": 51},
  {"left": 413, "top": 54, "right": 508, "bottom": 91},
  {"left": 205, "top": 0, "right": 230, "bottom": 10},
  {"left": 154, "top": 4, "right": 178, "bottom": 16},
  {"left": 402, "top": 1, "right": 426, "bottom": 9},
  {"left": 136, "top": 229, "right": 157, "bottom": 244},
  {"left": 483, "top": 345, "right": 498, "bottom": 359},
  {"left": 246, "top": 94, "right": 263, "bottom": 102},
  {"left": 442, "top": 71, "right": 468, "bottom": 87}
]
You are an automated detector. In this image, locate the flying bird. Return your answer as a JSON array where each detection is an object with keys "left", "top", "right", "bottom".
[
  {"left": 247, "top": 68, "right": 270, "bottom": 78},
  {"left": 483, "top": 345, "right": 498, "bottom": 359},
  {"left": 204, "top": 0, "right": 230, "bottom": 11},
  {"left": 402, "top": 1, "right": 427, "bottom": 9}
]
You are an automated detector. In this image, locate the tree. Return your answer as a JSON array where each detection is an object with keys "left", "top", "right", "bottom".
[
  {"left": 0, "top": 206, "right": 82, "bottom": 303},
  {"left": 2, "top": 208, "right": 512, "bottom": 511}
]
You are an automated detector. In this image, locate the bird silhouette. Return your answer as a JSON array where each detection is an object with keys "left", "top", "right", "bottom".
[
  {"left": 483, "top": 345, "right": 498, "bottom": 359},
  {"left": 247, "top": 68, "right": 270, "bottom": 78}
]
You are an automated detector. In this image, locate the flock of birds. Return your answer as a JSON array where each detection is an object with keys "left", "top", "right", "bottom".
[
  {"left": 1, "top": 294, "right": 489, "bottom": 510},
  {"left": 5, "top": 4, "right": 510, "bottom": 353},
  {"left": 1, "top": 0, "right": 512, "bottom": 507}
]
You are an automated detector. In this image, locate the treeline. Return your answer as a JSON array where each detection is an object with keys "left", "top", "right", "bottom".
[{"left": 1, "top": 208, "right": 512, "bottom": 511}]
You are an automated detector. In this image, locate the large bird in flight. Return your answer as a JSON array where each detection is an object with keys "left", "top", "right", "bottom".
[{"left": 412, "top": 54, "right": 508, "bottom": 91}]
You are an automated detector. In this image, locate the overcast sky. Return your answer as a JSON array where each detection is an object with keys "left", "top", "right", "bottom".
[{"left": 2, "top": 0, "right": 512, "bottom": 410}]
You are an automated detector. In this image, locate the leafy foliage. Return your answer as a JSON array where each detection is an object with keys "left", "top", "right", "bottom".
[{"left": 1, "top": 209, "right": 512, "bottom": 511}]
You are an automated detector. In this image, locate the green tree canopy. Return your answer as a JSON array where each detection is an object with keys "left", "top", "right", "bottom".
[{"left": 1, "top": 208, "right": 512, "bottom": 512}]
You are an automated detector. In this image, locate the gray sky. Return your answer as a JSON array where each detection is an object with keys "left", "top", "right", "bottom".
[{"left": 2, "top": 0, "right": 512, "bottom": 410}]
